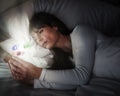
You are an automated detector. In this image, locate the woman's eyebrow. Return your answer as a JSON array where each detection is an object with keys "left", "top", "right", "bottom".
[
  {"left": 34, "top": 30, "right": 39, "bottom": 33},
  {"left": 38, "top": 29, "right": 43, "bottom": 33}
]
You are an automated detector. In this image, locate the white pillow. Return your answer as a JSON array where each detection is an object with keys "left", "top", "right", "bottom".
[
  {"left": 0, "top": 38, "right": 54, "bottom": 68},
  {"left": 0, "top": 4, "right": 53, "bottom": 68}
]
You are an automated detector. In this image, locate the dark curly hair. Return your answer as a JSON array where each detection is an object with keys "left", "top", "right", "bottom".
[{"left": 29, "top": 12, "right": 70, "bottom": 35}]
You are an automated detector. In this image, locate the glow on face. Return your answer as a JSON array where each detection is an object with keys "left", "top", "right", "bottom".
[{"left": 31, "top": 26, "right": 59, "bottom": 49}]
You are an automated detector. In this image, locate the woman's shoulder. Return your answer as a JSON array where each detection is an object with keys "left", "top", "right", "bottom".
[
  {"left": 71, "top": 25, "right": 96, "bottom": 40},
  {"left": 71, "top": 25, "right": 108, "bottom": 39},
  {"left": 71, "top": 25, "right": 110, "bottom": 47}
]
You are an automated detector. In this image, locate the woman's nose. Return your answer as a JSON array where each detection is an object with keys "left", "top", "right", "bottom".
[
  {"left": 39, "top": 41, "right": 44, "bottom": 47},
  {"left": 37, "top": 38, "right": 44, "bottom": 46},
  {"left": 40, "top": 42, "right": 44, "bottom": 47},
  {"left": 36, "top": 37, "right": 42, "bottom": 43}
]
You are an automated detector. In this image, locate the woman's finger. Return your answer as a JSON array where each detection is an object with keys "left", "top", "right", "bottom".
[
  {"left": 10, "top": 63, "right": 20, "bottom": 74},
  {"left": 8, "top": 63, "right": 14, "bottom": 77},
  {"left": 9, "top": 64, "right": 24, "bottom": 80},
  {"left": 12, "top": 73, "right": 24, "bottom": 80},
  {"left": 8, "top": 58, "right": 25, "bottom": 80},
  {"left": 8, "top": 58, "right": 24, "bottom": 70}
]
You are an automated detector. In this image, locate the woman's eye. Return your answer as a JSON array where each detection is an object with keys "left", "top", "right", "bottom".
[{"left": 39, "top": 29, "right": 43, "bottom": 34}]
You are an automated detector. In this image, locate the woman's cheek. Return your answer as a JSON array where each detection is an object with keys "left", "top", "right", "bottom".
[{"left": 45, "top": 43, "right": 52, "bottom": 49}]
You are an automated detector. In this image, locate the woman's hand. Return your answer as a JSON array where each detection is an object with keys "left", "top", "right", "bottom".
[{"left": 8, "top": 57, "right": 42, "bottom": 81}]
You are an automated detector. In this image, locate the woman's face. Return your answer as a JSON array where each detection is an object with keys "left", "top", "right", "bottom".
[{"left": 32, "top": 26, "right": 60, "bottom": 49}]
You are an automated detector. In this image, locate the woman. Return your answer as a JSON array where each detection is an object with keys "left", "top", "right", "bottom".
[{"left": 8, "top": 12, "right": 97, "bottom": 90}]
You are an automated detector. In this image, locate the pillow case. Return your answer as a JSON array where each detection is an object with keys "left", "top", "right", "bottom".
[{"left": 93, "top": 37, "right": 120, "bottom": 80}]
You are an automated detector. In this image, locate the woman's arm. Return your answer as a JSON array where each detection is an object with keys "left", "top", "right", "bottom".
[{"left": 34, "top": 25, "right": 96, "bottom": 89}]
